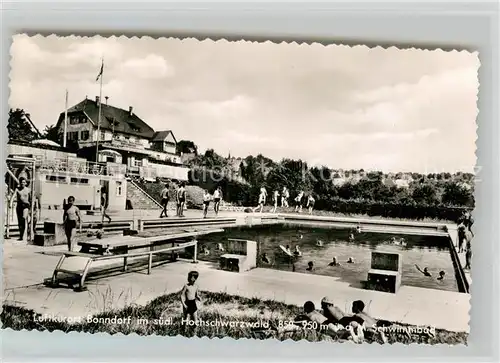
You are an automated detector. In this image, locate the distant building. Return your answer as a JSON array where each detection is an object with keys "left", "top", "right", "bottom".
[{"left": 54, "top": 96, "right": 189, "bottom": 181}]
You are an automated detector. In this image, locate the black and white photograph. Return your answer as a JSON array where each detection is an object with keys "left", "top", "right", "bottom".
[{"left": 2, "top": 34, "right": 478, "bottom": 345}]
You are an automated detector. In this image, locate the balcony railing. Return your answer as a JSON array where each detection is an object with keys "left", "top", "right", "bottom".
[
  {"left": 35, "top": 156, "right": 109, "bottom": 176},
  {"left": 33, "top": 155, "right": 188, "bottom": 181}
]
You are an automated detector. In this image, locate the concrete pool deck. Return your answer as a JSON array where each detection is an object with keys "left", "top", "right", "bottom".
[
  {"left": 2, "top": 242, "right": 469, "bottom": 333},
  {"left": 2, "top": 210, "right": 470, "bottom": 333}
]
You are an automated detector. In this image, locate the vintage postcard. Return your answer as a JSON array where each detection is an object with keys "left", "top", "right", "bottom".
[{"left": 3, "top": 35, "right": 478, "bottom": 345}]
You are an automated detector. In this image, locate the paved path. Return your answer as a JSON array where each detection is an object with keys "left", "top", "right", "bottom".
[{"left": 2, "top": 241, "right": 469, "bottom": 332}]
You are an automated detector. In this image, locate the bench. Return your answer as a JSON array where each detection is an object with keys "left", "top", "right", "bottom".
[{"left": 47, "top": 228, "right": 224, "bottom": 291}]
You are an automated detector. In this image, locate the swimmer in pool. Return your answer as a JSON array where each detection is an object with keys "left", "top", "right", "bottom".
[
  {"left": 437, "top": 271, "right": 445, "bottom": 280},
  {"left": 356, "top": 225, "right": 362, "bottom": 234},
  {"left": 328, "top": 257, "right": 340, "bottom": 266},
  {"left": 415, "top": 264, "right": 432, "bottom": 277},
  {"left": 306, "top": 261, "right": 314, "bottom": 271},
  {"left": 201, "top": 246, "right": 210, "bottom": 255},
  {"left": 349, "top": 233, "right": 355, "bottom": 242},
  {"left": 347, "top": 257, "right": 355, "bottom": 264}
]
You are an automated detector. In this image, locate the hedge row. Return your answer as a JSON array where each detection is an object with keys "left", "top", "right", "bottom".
[
  {"left": 187, "top": 170, "right": 469, "bottom": 221},
  {"left": 317, "top": 198, "right": 468, "bottom": 221}
]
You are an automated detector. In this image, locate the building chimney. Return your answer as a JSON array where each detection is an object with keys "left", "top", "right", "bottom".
[
  {"left": 96, "top": 96, "right": 100, "bottom": 105},
  {"left": 105, "top": 96, "right": 109, "bottom": 105},
  {"left": 129, "top": 106, "right": 133, "bottom": 116}
]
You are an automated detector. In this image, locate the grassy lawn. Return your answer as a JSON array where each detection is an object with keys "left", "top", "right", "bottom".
[{"left": 1, "top": 291, "right": 467, "bottom": 344}]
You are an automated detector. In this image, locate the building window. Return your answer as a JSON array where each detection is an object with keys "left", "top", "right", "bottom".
[
  {"left": 70, "top": 177, "right": 89, "bottom": 184},
  {"left": 69, "top": 115, "right": 79, "bottom": 125},
  {"left": 46, "top": 175, "right": 67, "bottom": 183},
  {"left": 100, "top": 131, "right": 106, "bottom": 140},
  {"left": 116, "top": 181, "right": 123, "bottom": 196},
  {"left": 68, "top": 131, "right": 79, "bottom": 140},
  {"left": 134, "top": 159, "right": 142, "bottom": 167},
  {"left": 81, "top": 130, "right": 90, "bottom": 140}
]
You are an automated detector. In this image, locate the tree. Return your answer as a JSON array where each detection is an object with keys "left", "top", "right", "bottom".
[
  {"left": 8, "top": 108, "right": 41, "bottom": 142},
  {"left": 42, "top": 124, "right": 62, "bottom": 144},
  {"left": 441, "top": 181, "right": 474, "bottom": 207},
  {"left": 411, "top": 183, "right": 439, "bottom": 205},
  {"left": 176, "top": 140, "right": 198, "bottom": 155}
]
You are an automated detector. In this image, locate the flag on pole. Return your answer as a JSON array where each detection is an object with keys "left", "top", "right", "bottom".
[{"left": 96, "top": 59, "right": 103, "bottom": 82}]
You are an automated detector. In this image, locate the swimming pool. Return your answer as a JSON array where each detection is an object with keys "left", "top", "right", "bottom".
[{"left": 196, "top": 224, "right": 459, "bottom": 293}]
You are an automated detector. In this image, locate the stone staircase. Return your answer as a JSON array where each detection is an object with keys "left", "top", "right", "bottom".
[{"left": 126, "top": 179, "right": 162, "bottom": 210}]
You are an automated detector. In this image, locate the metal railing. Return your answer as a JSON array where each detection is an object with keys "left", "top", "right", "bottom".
[
  {"left": 33, "top": 155, "right": 188, "bottom": 180},
  {"left": 35, "top": 155, "right": 108, "bottom": 176}
]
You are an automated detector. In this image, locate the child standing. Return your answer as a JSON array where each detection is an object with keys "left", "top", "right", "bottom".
[
  {"left": 294, "top": 191, "right": 304, "bottom": 213},
  {"left": 63, "top": 196, "right": 82, "bottom": 251},
  {"left": 213, "top": 187, "right": 222, "bottom": 217},
  {"left": 159, "top": 183, "right": 170, "bottom": 218},
  {"left": 202, "top": 189, "right": 211, "bottom": 218},
  {"left": 181, "top": 271, "right": 201, "bottom": 322},
  {"left": 271, "top": 189, "right": 279, "bottom": 213},
  {"left": 176, "top": 182, "right": 187, "bottom": 217},
  {"left": 307, "top": 194, "right": 315, "bottom": 215},
  {"left": 282, "top": 186, "right": 289, "bottom": 208}
]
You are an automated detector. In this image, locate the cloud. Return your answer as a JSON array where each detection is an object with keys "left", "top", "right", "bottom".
[{"left": 115, "top": 54, "right": 174, "bottom": 79}]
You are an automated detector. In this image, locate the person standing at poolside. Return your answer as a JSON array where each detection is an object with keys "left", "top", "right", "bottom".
[
  {"left": 15, "top": 177, "right": 31, "bottom": 241},
  {"left": 159, "top": 183, "right": 170, "bottom": 218},
  {"left": 464, "top": 211, "right": 474, "bottom": 236},
  {"left": 465, "top": 240, "right": 472, "bottom": 269},
  {"left": 213, "top": 186, "right": 222, "bottom": 217},
  {"left": 202, "top": 189, "right": 211, "bottom": 218},
  {"left": 63, "top": 196, "right": 82, "bottom": 251},
  {"left": 253, "top": 187, "right": 267, "bottom": 213},
  {"left": 307, "top": 194, "right": 315, "bottom": 215},
  {"left": 180, "top": 270, "right": 201, "bottom": 322},
  {"left": 271, "top": 189, "right": 280, "bottom": 213},
  {"left": 294, "top": 191, "right": 304, "bottom": 213},
  {"left": 281, "top": 186, "right": 289, "bottom": 208},
  {"left": 31, "top": 193, "right": 40, "bottom": 239},
  {"left": 101, "top": 187, "right": 112, "bottom": 223},
  {"left": 177, "top": 182, "right": 187, "bottom": 217}
]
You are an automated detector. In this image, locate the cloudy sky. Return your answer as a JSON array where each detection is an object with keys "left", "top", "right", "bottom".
[{"left": 10, "top": 35, "right": 479, "bottom": 173}]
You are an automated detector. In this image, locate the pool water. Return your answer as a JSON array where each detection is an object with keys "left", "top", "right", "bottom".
[{"left": 196, "top": 224, "right": 459, "bottom": 293}]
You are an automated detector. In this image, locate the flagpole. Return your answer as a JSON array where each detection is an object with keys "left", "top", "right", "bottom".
[
  {"left": 63, "top": 89, "right": 68, "bottom": 148},
  {"left": 95, "top": 58, "right": 103, "bottom": 163}
]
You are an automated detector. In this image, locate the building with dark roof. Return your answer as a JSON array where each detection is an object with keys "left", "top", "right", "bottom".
[{"left": 55, "top": 96, "right": 189, "bottom": 181}]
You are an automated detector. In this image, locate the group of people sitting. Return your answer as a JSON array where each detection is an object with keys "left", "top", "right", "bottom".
[{"left": 256, "top": 298, "right": 392, "bottom": 343}]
